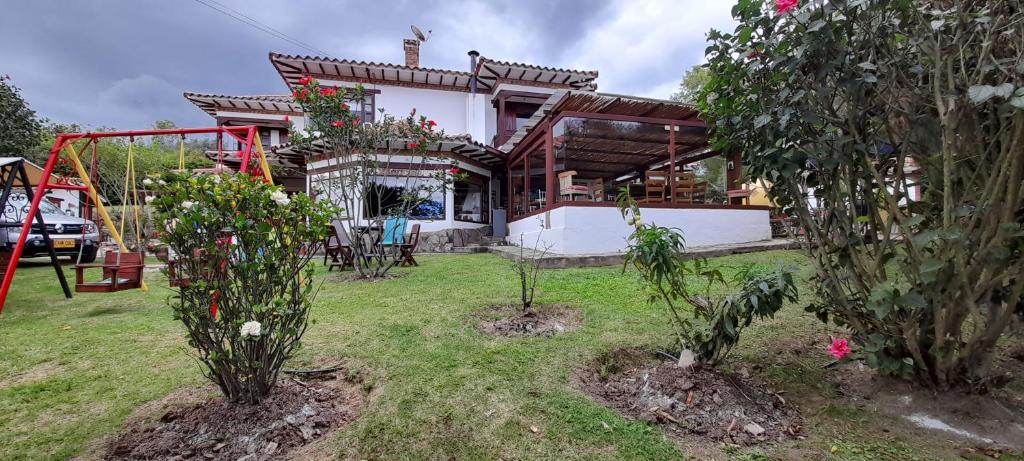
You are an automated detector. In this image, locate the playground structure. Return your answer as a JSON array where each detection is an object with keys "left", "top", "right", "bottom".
[{"left": 0, "top": 125, "right": 274, "bottom": 312}]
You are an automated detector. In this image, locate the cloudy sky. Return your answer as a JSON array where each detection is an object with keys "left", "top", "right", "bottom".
[{"left": 0, "top": 0, "right": 736, "bottom": 130}]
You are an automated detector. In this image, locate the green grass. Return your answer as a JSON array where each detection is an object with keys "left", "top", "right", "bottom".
[{"left": 0, "top": 251, "right": 980, "bottom": 460}]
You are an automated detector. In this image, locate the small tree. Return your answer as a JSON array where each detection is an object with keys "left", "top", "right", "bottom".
[
  {"left": 290, "top": 77, "right": 465, "bottom": 278},
  {"left": 618, "top": 191, "right": 798, "bottom": 365},
  {"left": 0, "top": 74, "right": 42, "bottom": 156},
  {"left": 510, "top": 227, "right": 551, "bottom": 312},
  {"left": 151, "top": 172, "right": 333, "bottom": 403},
  {"left": 701, "top": 0, "right": 1023, "bottom": 389}
]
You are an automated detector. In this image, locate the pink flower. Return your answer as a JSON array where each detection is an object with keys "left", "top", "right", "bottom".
[
  {"left": 828, "top": 338, "right": 852, "bottom": 360},
  {"left": 775, "top": 0, "right": 798, "bottom": 14}
]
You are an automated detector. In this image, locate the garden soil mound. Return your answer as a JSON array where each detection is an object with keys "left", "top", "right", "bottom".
[
  {"left": 105, "top": 376, "right": 364, "bottom": 460},
  {"left": 577, "top": 348, "right": 802, "bottom": 447},
  {"left": 477, "top": 305, "right": 581, "bottom": 337}
]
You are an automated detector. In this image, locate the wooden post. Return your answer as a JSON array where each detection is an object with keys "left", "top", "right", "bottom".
[
  {"left": 668, "top": 123, "right": 676, "bottom": 203},
  {"left": 523, "top": 155, "right": 530, "bottom": 213},
  {"left": 545, "top": 122, "right": 555, "bottom": 207}
]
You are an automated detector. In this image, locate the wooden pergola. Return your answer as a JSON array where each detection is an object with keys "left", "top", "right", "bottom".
[{"left": 501, "top": 91, "right": 745, "bottom": 221}]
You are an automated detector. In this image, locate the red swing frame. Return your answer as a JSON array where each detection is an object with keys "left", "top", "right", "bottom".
[{"left": 0, "top": 125, "right": 273, "bottom": 313}]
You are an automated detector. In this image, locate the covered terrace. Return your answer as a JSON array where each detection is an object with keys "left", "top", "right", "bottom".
[{"left": 499, "top": 91, "right": 771, "bottom": 254}]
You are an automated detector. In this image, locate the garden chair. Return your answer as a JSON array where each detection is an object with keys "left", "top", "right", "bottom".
[
  {"left": 376, "top": 217, "right": 408, "bottom": 261},
  {"left": 399, "top": 224, "right": 421, "bottom": 267},
  {"left": 558, "top": 170, "right": 589, "bottom": 201},
  {"left": 327, "top": 220, "right": 354, "bottom": 271},
  {"left": 673, "top": 171, "right": 697, "bottom": 203},
  {"left": 641, "top": 170, "right": 667, "bottom": 203}
]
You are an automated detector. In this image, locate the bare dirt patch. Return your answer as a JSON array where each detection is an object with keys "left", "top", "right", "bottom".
[
  {"left": 331, "top": 272, "right": 400, "bottom": 283},
  {"left": 476, "top": 304, "right": 581, "bottom": 337},
  {"left": 828, "top": 360, "right": 1024, "bottom": 453},
  {"left": 576, "top": 348, "right": 802, "bottom": 449},
  {"left": 103, "top": 369, "right": 366, "bottom": 460},
  {"left": 0, "top": 361, "right": 64, "bottom": 389}
]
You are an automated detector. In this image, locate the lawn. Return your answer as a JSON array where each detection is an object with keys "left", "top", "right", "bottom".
[{"left": 0, "top": 251, "right": 995, "bottom": 460}]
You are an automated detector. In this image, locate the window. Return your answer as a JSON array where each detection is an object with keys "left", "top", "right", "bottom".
[
  {"left": 364, "top": 174, "right": 445, "bottom": 220},
  {"left": 304, "top": 92, "right": 376, "bottom": 130}
]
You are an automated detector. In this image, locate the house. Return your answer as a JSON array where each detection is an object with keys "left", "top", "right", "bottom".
[
  {"left": 184, "top": 38, "right": 771, "bottom": 254},
  {"left": 10, "top": 159, "right": 84, "bottom": 217}
]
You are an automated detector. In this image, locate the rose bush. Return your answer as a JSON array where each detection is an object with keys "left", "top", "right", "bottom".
[{"left": 151, "top": 172, "right": 334, "bottom": 403}]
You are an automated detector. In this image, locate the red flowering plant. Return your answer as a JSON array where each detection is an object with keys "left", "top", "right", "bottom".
[
  {"left": 289, "top": 76, "right": 463, "bottom": 277},
  {"left": 702, "top": 1, "right": 1023, "bottom": 390}
]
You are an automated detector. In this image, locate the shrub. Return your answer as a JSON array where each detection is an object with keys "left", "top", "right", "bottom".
[
  {"left": 701, "top": 0, "right": 1023, "bottom": 389},
  {"left": 151, "top": 173, "right": 334, "bottom": 403},
  {"left": 617, "top": 192, "right": 798, "bottom": 365}
]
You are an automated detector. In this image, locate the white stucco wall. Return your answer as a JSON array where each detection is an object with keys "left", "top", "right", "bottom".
[{"left": 507, "top": 206, "right": 772, "bottom": 255}]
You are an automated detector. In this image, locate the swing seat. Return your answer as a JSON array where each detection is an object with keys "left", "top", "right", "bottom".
[{"left": 74, "top": 251, "right": 145, "bottom": 293}]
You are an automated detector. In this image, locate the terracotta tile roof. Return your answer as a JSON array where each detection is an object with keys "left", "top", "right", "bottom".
[{"left": 183, "top": 92, "right": 302, "bottom": 116}]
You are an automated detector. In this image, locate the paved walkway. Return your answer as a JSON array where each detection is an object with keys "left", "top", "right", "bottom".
[{"left": 485, "top": 238, "right": 801, "bottom": 268}]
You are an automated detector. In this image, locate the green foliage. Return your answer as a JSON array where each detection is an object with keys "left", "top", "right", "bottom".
[
  {"left": 617, "top": 190, "right": 797, "bottom": 364},
  {"left": 701, "top": 0, "right": 1024, "bottom": 389},
  {"left": 150, "top": 172, "right": 334, "bottom": 403},
  {"left": 0, "top": 75, "right": 42, "bottom": 157},
  {"left": 671, "top": 65, "right": 711, "bottom": 104}
]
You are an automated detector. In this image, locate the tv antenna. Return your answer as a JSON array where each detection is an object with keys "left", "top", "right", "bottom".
[{"left": 411, "top": 25, "right": 431, "bottom": 42}]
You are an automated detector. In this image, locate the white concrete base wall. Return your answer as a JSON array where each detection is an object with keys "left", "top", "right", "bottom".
[{"left": 507, "top": 206, "right": 772, "bottom": 255}]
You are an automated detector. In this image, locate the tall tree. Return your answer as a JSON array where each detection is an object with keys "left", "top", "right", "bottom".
[
  {"left": 671, "top": 66, "right": 711, "bottom": 104},
  {"left": 0, "top": 74, "right": 42, "bottom": 156}
]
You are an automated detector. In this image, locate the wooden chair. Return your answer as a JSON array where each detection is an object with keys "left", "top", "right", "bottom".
[
  {"left": 673, "top": 171, "right": 697, "bottom": 203},
  {"left": 641, "top": 170, "right": 667, "bottom": 203},
  {"left": 327, "top": 220, "right": 354, "bottom": 271},
  {"left": 558, "top": 170, "right": 589, "bottom": 201},
  {"left": 691, "top": 181, "right": 708, "bottom": 204},
  {"left": 75, "top": 251, "right": 145, "bottom": 293},
  {"left": 399, "top": 224, "right": 421, "bottom": 267},
  {"left": 591, "top": 177, "right": 605, "bottom": 202}
]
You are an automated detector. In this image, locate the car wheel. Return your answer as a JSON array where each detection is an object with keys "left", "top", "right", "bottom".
[{"left": 79, "top": 247, "right": 98, "bottom": 264}]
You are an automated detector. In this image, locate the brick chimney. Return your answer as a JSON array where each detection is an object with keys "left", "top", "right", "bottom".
[{"left": 403, "top": 39, "right": 420, "bottom": 67}]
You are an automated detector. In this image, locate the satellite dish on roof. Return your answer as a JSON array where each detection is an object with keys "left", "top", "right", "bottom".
[{"left": 411, "top": 25, "right": 431, "bottom": 42}]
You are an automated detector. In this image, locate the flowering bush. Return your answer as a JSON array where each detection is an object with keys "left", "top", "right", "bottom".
[
  {"left": 150, "top": 172, "right": 334, "bottom": 403},
  {"left": 617, "top": 192, "right": 798, "bottom": 365},
  {"left": 701, "top": 0, "right": 1023, "bottom": 389}
]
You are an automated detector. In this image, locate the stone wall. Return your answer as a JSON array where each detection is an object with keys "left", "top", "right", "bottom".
[{"left": 417, "top": 227, "right": 487, "bottom": 253}]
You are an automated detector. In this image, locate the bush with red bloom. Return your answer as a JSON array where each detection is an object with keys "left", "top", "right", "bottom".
[
  {"left": 775, "top": 0, "right": 798, "bottom": 14},
  {"left": 331, "top": 120, "right": 344, "bottom": 127},
  {"left": 828, "top": 338, "right": 852, "bottom": 360},
  {"left": 319, "top": 87, "right": 337, "bottom": 97}
]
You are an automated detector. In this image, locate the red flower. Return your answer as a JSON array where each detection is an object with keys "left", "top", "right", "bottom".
[
  {"left": 427, "top": 120, "right": 437, "bottom": 127},
  {"left": 341, "top": 103, "right": 350, "bottom": 111},
  {"left": 331, "top": 120, "right": 344, "bottom": 127},
  {"left": 827, "top": 338, "right": 852, "bottom": 360},
  {"left": 298, "top": 75, "right": 314, "bottom": 85},
  {"left": 747, "top": 50, "right": 760, "bottom": 60},
  {"left": 449, "top": 167, "right": 460, "bottom": 174},
  {"left": 775, "top": 0, "right": 798, "bottom": 14},
  {"left": 407, "top": 142, "right": 419, "bottom": 149},
  {"left": 319, "top": 87, "right": 337, "bottom": 97},
  {"left": 283, "top": 115, "right": 290, "bottom": 123},
  {"left": 292, "top": 90, "right": 301, "bottom": 99}
]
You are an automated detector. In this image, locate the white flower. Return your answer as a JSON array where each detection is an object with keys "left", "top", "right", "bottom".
[
  {"left": 158, "top": 179, "right": 167, "bottom": 186},
  {"left": 181, "top": 200, "right": 195, "bottom": 210},
  {"left": 142, "top": 178, "right": 154, "bottom": 186},
  {"left": 270, "top": 190, "right": 291, "bottom": 206},
  {"left": 145, "top": 195, "right": 156, "bottom": 204},
  {"left": 240, "top": 320, "right": 262, "bottom": 338},
  {"left": 212, "top": 175, "right": 222, "bottom": 184},
  {"left": 165, "top": 219, "right": 178, "bottom": 232}
]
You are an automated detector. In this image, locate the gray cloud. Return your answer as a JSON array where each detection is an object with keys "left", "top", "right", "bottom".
[{"left": 0, "top": 0, "right": 732, "bottom": 130}]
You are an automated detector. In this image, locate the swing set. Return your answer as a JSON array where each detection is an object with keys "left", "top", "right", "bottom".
[{"left": 0, "top": 125, "right": 274, "bottom": 313}]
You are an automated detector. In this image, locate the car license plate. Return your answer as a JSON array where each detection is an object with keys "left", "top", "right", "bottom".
[{"left": 52, "top": 239, "right": 75, "bottom": 249}]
